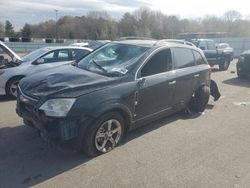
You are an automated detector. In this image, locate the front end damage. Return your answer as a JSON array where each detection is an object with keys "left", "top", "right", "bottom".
[{"left": 16, "top": 88, "right": 84, "bottom": 142}]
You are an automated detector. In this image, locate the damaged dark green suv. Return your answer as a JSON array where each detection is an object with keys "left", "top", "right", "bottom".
[{"left": 16, "top": 39, "right": 217, "bottom": 156}]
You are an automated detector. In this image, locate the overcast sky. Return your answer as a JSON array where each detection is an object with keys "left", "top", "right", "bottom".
[{"left": 1, "top": 0, "right": 249, "bottom": 30}]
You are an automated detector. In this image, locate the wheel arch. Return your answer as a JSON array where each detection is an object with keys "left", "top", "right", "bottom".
[
  {"left": 5, "top": 75, "right": 25, "bottom": 92},
  {"left": 91, "top": 102, "right": 133, "bottom": 133}
]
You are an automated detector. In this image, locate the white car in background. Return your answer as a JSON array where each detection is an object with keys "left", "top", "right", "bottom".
[
  {"left": 216, "top": 43, "right": 234, "bottom": 60},
  {"left": 0, "top": 43, "right": 92, "bottom": 98},
  {"left": 71, "top": 40, "right": 110, "bottom": 49}
]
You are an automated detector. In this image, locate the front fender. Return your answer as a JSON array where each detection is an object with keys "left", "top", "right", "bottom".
[{"left": 92, "top": 100, "right": 133, "bottom": 124}]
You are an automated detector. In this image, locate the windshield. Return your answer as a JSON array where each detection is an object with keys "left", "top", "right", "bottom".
[
  {"left": 77, "top": 43, "right": 149, "bottom": 76},
  {"left": 21, "top": 48, "right": 50, "bottom": 62}
]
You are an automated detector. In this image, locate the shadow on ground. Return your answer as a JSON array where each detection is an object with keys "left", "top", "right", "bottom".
[
  {"left": 0, "top": 96, "right": 13, "bottom": 102},
  {"left": 223, "top": 77, "right": 250, "bottom": 88},
  {"left": 0, "top": 111, "right": 201, "bottom": 187}
]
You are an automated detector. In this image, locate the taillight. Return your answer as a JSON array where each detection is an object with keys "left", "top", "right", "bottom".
[{"left": 208, "top": 64, "right": 212, "bottom": 75}]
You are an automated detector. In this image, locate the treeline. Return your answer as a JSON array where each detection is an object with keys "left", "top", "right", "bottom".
[{"left": 1, "top": 7, "right": 250, "bottom": 40}]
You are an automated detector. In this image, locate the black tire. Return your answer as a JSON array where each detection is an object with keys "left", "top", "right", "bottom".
[
  {"left": 190, "top": 86, "right": 210, "bottom": 112},
  {"left": 6, "top": 77, "right": 23, "bottom": 99},
  {"left": 79, "top": 112, "right": 125, "bottom": 157},
  {"left": 219, "top": 57, "right": 230, "bottom": 71}
]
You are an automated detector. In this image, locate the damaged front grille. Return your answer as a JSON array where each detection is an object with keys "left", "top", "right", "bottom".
[{"left": 18, "top": 86, "right": 39, "bottom": 103}]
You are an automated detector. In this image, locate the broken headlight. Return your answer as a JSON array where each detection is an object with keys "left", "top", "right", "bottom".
[{"left": 39, "top": 98, "right": 76, "bottom": 117}]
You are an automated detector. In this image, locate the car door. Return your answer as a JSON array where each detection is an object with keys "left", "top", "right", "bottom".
[
  {"left": 171, "top": 47, "right": 198, "bottom": 107},
  {"left": 134, "top": 48, "right": 176, "bottom": 120},
  {"left": 204, "top": 40, "right": 218, "bottom": 65}
]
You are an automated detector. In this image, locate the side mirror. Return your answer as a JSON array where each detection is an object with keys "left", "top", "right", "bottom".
[
  {"left": 34, "top": 58, "right": 45, "bottom": 65},
  {"left": 137, "top": 77, "right": 146, "bottom": 87}
]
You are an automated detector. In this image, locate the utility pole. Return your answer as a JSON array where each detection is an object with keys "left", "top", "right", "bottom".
[{"left": 54, "top": 9, "right": 58, "bottom": 40}]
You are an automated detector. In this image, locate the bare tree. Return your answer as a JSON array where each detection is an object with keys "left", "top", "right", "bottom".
[
  {"left": 224, "top": 10, "right": 242, "bottom": 22},
  {"left": 15, "top": 7, "right": 250, "bottom": 39}
]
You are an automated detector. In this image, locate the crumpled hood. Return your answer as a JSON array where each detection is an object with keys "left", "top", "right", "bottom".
[{"left": 19, "top": 64, "right": 120, "bottom": 98}]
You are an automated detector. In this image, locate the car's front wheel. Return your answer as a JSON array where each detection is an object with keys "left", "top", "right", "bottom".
[
  {"left": 219, "top": 57, "right": 230, "bottom": 71},
  {"left": 81, "top": 112, "right": 124, "bottom": 157},
  {"left": 6, "top": 77, "right": 23, "bottom": 99}
]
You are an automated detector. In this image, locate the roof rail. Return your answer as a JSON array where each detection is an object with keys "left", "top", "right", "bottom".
[
  {"left": 154, "top": 39, "right": 196, "bottom": 47},
  {"left": 116, "top": 36, "right": 154, "bottom": 41}
]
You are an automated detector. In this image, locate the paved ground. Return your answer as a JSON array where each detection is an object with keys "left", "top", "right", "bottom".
[{"left": 0, "top": 61, "right": 250, "bottom": 188}]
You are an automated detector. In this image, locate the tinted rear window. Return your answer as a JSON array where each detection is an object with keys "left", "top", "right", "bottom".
[
  {"left": 172, "top": 48, "right": 195, "bottom": 69},
  {"left": 193, "top": 50, "right": 207, "bottom": 65}
]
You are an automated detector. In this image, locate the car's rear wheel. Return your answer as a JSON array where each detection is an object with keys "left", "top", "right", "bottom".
[
  {"left": 190, "top": 85, "right": 210, "bottom": 112},
  {"left": 6, "top": 77, "right": 23, "bottom": 99},
  {"left": 81, "top": 112, "right": 124, "bottom": 157},
  {"left": 219, "top": 57, "right": 230, "bottom": 71}
]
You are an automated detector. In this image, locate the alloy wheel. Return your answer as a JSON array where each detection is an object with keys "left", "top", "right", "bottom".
[
  {"left": 95, "top": 119, "right": 122, "bottom": 153},
  {"left": 10, "top": 80, "right": 19, "bottom": 97}
]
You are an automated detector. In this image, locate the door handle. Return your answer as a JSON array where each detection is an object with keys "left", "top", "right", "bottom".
[
  {"left": 193, "top": 74, "right": 200, "bottom": 78},
  {"left": 168, "top": 80, "right": 176, "bottom": 85}
]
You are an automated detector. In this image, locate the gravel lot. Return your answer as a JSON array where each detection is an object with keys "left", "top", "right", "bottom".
[{"left": 0, "top": 60, "right": 250, "bottom": 188}]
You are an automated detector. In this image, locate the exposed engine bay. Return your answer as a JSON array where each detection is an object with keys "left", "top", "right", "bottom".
[{"left": 0, "top": 43, "right": 21, "bottom": 69}]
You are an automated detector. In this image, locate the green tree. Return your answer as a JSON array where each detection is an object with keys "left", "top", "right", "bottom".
[
  {"left": 118, "top": 12, "right": 137, "bottom": 37},
  {"left": 5, "top": 20, "right": 15, "bottom": 37},
  {"left": 0, "top": 22, "right": 4, "bottom": 37},
  {"left": 21, "top": 23, "right": 32, "bottom": 38}
]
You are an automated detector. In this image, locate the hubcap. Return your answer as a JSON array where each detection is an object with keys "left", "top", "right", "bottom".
[
  {"left": 95, "top": 119, "right": 122, "bottom": 153},
  {"left": 10, "top": 80, "right": 19, "bottom": 97}
]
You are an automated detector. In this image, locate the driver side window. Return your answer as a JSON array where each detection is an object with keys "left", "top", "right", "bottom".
[
  {"left": 140, "top": 49, "right": 172, "bottom": 77},
  {"left": 39, "top": 50, "right": 70, "bottom": 63}
]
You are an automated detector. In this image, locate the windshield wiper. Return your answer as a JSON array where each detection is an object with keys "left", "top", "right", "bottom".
[{"left": 92, "top": 60, "right": 108, "bottom": 74}]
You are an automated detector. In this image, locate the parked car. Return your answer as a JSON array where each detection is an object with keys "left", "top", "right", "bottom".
[
  {"left": 0, "top": 45, "right": 92, "bottom": 98},
  {"left": 71, "top": 40, "right": 109, "bottom": 49},
  {"left": 16, "top": 39, "right": 218, "bottom": 156},
  {"left": 216, "top": 43, "right": 234, "bottom": 59},
  {"left": 237, "top": 50, "right": 250, "bottom": 78},
  {"left": 191, "top": 39, "right": 233, "bottom": 71}
]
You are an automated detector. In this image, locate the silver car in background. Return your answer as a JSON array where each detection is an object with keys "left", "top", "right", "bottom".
[{"left": 0, "top": 44, "right": 92, "bottom": 98}]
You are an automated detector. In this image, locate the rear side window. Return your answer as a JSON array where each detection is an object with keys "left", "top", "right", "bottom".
[
  {"left": 72, "top": 49, "right": 90, "bottom": 61},
  {"left": 140, "top": 49, "right": 172, "bottom": 77},
  {"left": 172, "top": 48, "right": 195, "bottom": 69},
  {"left": 198, "top": 41, "right": 207, "bottom": 50},
  {"left": 193, "top": 50, "right": 207, "bottom": 65},
  {"left": 207, "top": 41, "right": 216, "bottom": 50},
  {"left": 58, "top": 50, "right": 69, "bottom": 61}
]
